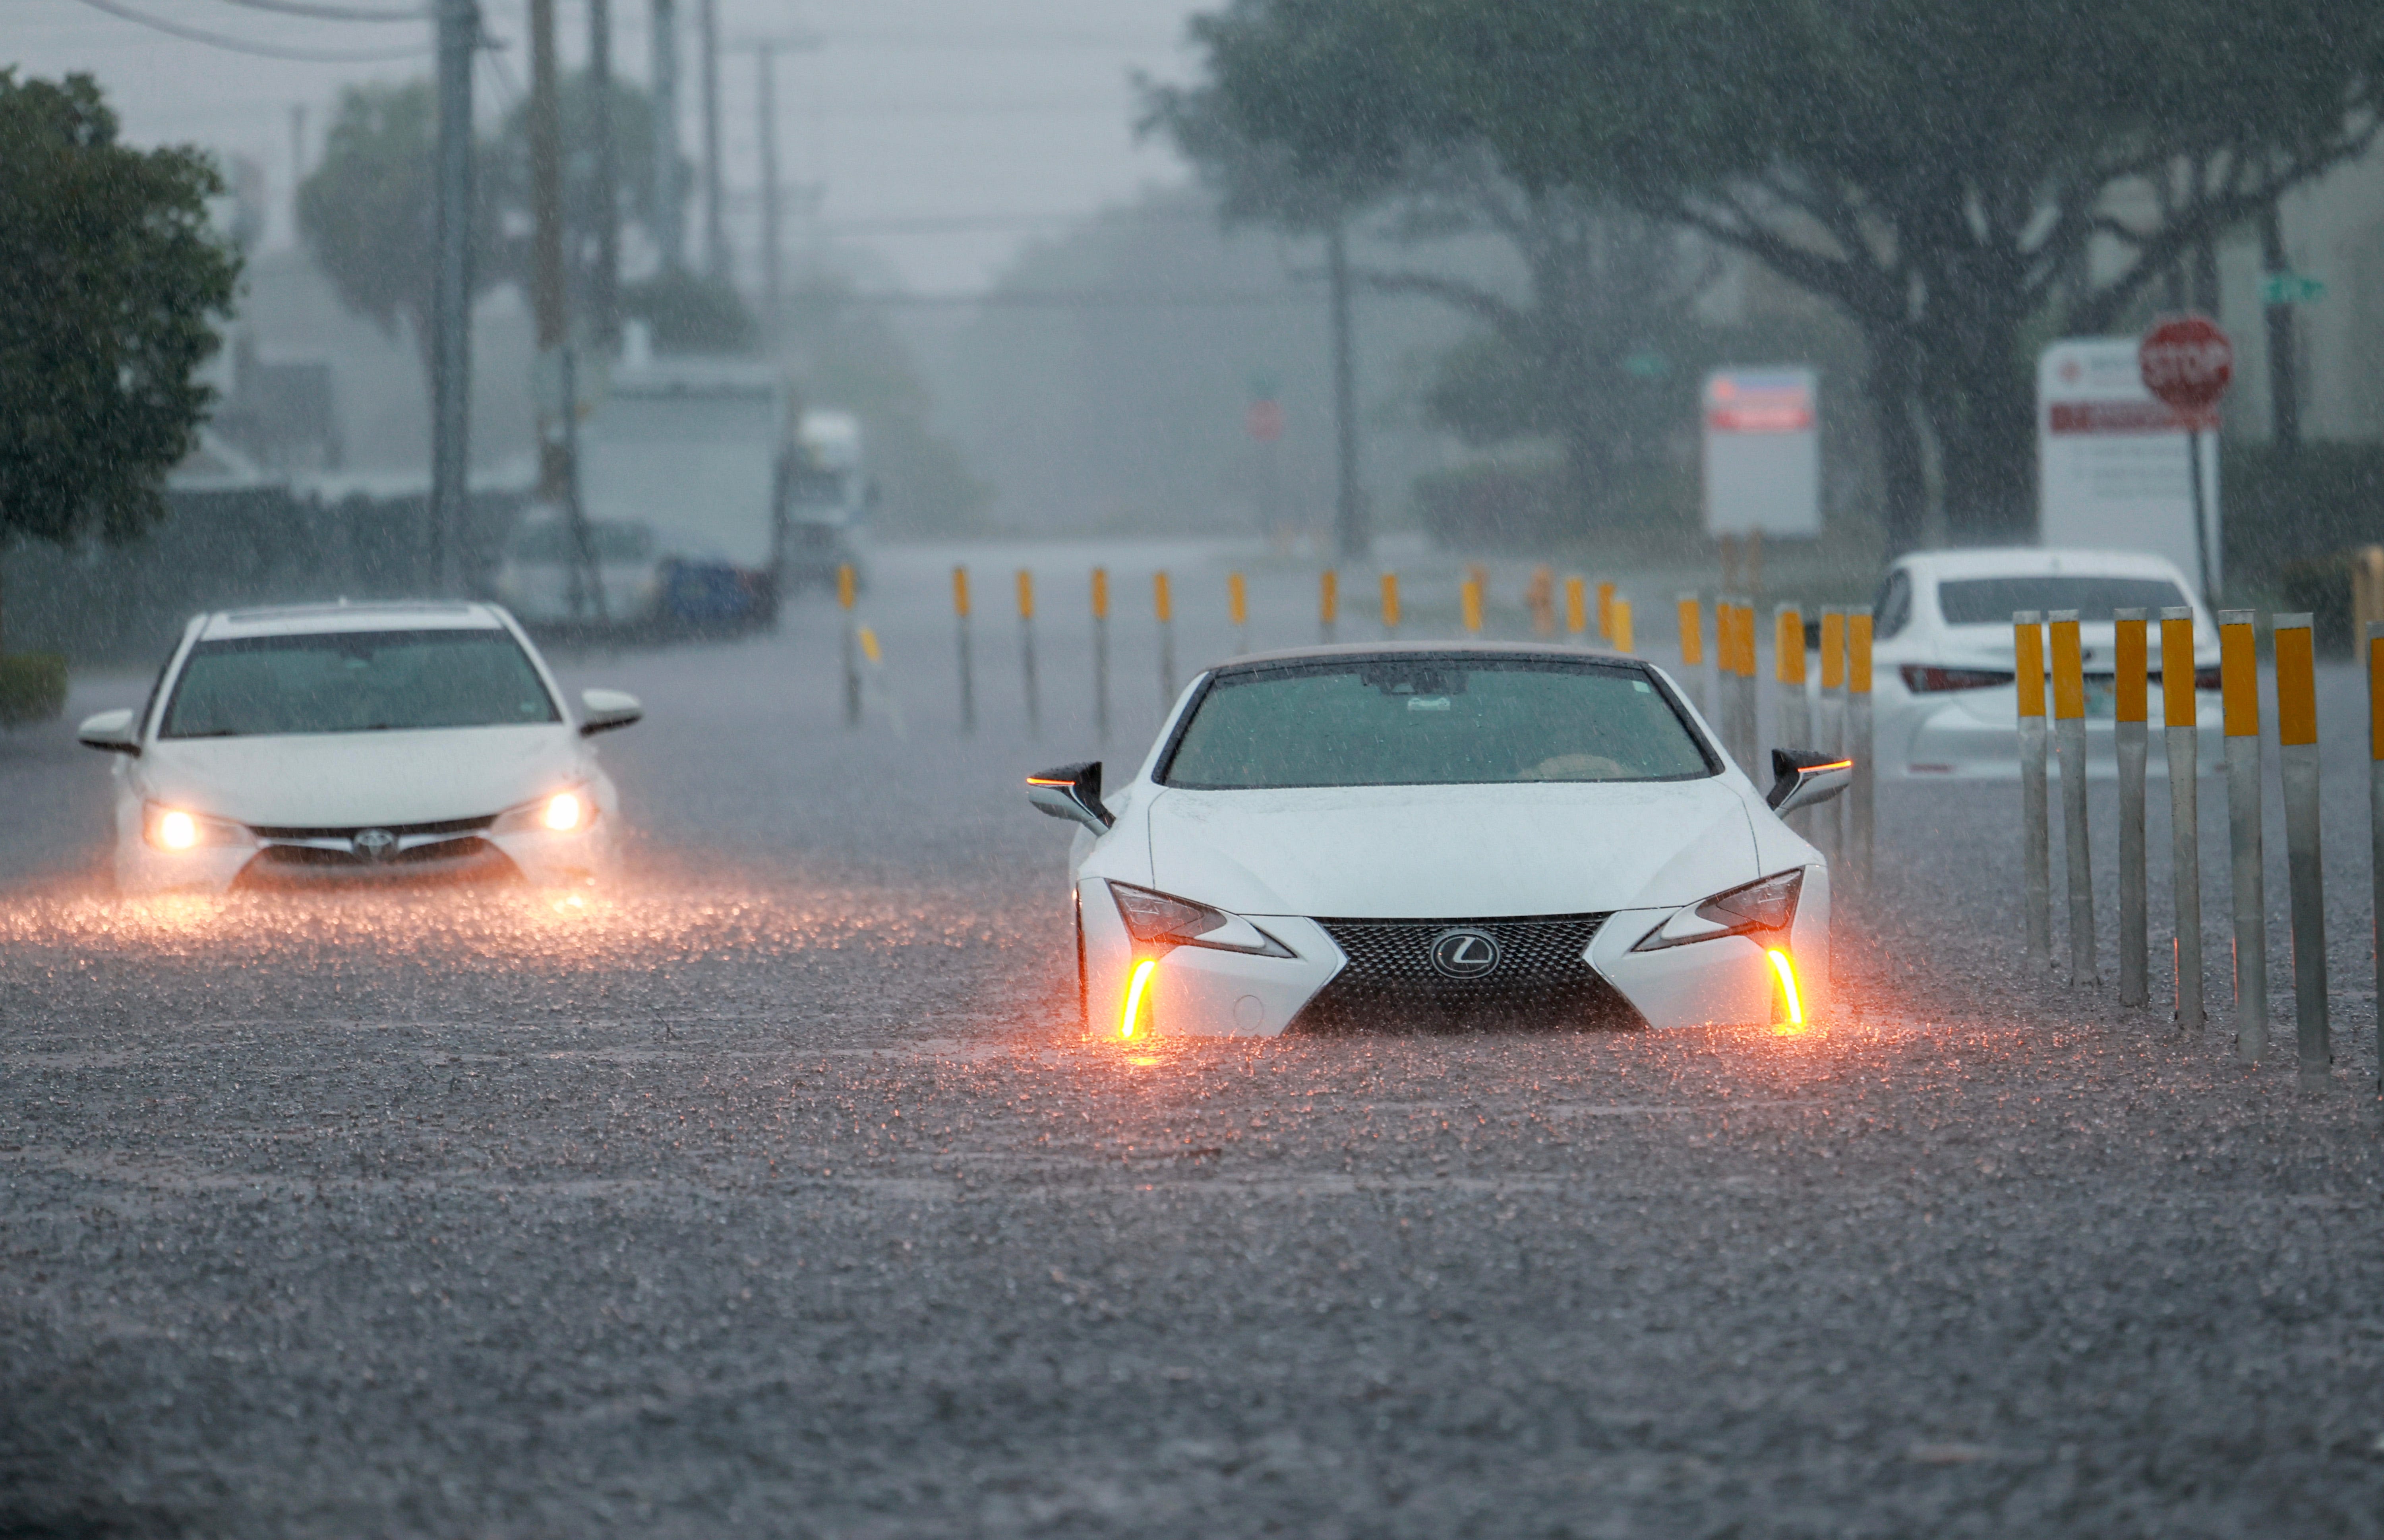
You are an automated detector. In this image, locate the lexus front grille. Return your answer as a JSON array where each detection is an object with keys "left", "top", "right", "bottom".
[{"left": 1288, "top": 913, "right": 1645, "bottom": 1034}]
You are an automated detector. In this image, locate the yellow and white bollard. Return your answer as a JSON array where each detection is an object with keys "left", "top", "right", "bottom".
[
  {"left": 1566, "top": 577, "right": 1589, "bottom": 640},
  {"left": 1597, "top": 580, "right": 1616, "bottom": 643},
  {"left": 952, "top": 565, "right": 975, "bottom": 735},
  {"left": 1461, "top": 574, "right": 1484, "bottom": 637},
  {"left": 1677, "top": 593, "right": 1706, "bottom": 716},
  {"left": 2016, "top": 610, "right": 2051, "bottom": 968},
  {"left": 838, "top": 561, "right": 860, "bottom": 729},
  {"left": 1320, "top": 569, "right": 1338, "bottom": 644},
  {"left": 1774, "top": 602, "right": 1809, "bottom": 757},
  {"left": 1154, "top": 571, "right": 1175, "bottom": 707},
  {"left": 2113, "top": 608, "right": 2150, "bottom": 1005},
  {"left": 1228, "top": 570, "right": 1249, "bottom": 657},
  {"left": 1612, "top": 595, "right": 1633, "bottom": 655},
  {"left": 2220, "top": 608, "right": 2266, "bottom": 1059},
  {"left": 2050, "top": 608, "right": 2096, "bottom": 985},
  {"left": 1381, "top": 572, "right": 1401, "bottom": 637},
  {"left": 1847, "top": 609, "right": 1874, "bottom": 891},
  {"left": 1016, "top": 569, "right": 1039, "bottom": 737},
  {"left": 2274, "top": 612, "right": 2329, "bottom": 1087},
  {"left": 2162, "top": 606, "right": 2204, "bottom": 1035},
  {"left": 1090, "top": 566, "right": 1110, "bottom": 741},
  {"left": 1818, "top": 607, "right": 1846, "bottom": 855}
]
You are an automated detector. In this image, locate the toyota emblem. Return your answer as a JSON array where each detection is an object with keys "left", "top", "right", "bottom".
[
  {"left": 352, "top": 828, "right": 397, "bottom": 861},
  {"left": 1428, "top": 927, "right": 1500, "bottom": 980}
]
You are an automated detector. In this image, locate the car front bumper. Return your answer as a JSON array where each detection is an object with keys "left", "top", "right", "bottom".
[
  {"left": 114, "top": 817, "right": 615, "bottom": 896},
  {"left": 1077, "top": 872, "right": 1831, "bottom": 1038}
]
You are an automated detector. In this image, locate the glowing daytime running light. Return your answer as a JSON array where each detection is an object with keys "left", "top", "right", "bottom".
[
  {"left": 1767, "top": 948, "right": 1805, "bottom": 1029},
  {"left": 157, "top": 810, "right": 198, "bottom": 850},
  {"left": 542, "top": 791, "right": 586, "bottom": 832},
  {"left": 1119, "top": 958, "right": 1157, "bottom": 1039}
]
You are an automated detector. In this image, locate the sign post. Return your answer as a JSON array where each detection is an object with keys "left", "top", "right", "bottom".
[{"left": 2137, "top": 316, "right": 2234, "bottom": 604}]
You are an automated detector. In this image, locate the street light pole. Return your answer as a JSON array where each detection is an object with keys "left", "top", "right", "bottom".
[
  {"left": 650, "top": 0, "right": 681, "bottom": 271},
  {"left": 700, "top": 0, "right": 725, "bottom": 282},
  {"left": 756, "top": 43, "right": 779, "bottom": 311},
  {"left": 431, "top": 0, "right": 478, "bottom": 594},
  {"left": 588, "top": 0, "right": 619, "bottom": 349}
]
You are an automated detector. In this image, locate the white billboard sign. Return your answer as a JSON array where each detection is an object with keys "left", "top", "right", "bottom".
[
  {"left": 2038, "top": 338, "right": 2220, "bottom": 595},
  {"left": 1702, "top": 368, "right": 1821, "bottom": 536}
]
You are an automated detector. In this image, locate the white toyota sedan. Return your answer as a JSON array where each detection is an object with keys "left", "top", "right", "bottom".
[
  {"left": 77, "top": 601, "right": 640, "bottom": 894},
  {"left": 1870, "top": 547, "right": 2223, "bottom": 778},
  {"left": 1028, "top": 643, "right": 1846, "bottom": 1039}
]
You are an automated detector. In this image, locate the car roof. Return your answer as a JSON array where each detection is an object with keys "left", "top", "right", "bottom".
[
  {"left": 1894, "top": 546, "right": 2193, "bottom": 583},
  {"left": 195, "top": 601, "right": 511, "bottom": 641},
  {"left": 1212, "top": 640, "right": 1642, "bottom": 671}
]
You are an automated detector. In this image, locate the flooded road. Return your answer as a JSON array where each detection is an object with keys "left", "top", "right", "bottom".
[{"left": 4, "top": 548, "right": 2381, "bottom": 1536}]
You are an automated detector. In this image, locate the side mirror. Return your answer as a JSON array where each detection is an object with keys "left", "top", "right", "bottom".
[
  {"left": 77, "top": 708, "right": 140, "bottom": 756},
  {"left": 579, "top": 688, "right": 643, "bottom": 735},
  {"left": 1767, "top": 747, "right": 1852, "bottom": 815},
  {"left": 1027, "top": 761, "right": 1113, "bottom": 835}
]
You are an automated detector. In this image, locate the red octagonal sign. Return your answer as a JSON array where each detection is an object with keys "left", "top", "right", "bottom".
[{"left": 2138, "top": 315, "right": 2234, "bottom": 416}]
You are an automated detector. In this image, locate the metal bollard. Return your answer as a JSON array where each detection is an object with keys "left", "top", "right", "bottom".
[
  {"left": 952, "top": 565, "right": 975, "bottom": 735},
  {"left": 1847, "top": 609, "right": 1875, "bottom": 894},
  {"left": 838, "top": 562, "right": 860, "bottom": 729},
  {"left": 1774, "top": 603, "right": 1809, "bottom": 780},
  {"left": 2016, "top": 611, "right": 2052, "bottom": 968},
  {"left": 1614, "top": 596, "right": 1634, "bottom": 655},
  {"left": 2369, "top": 622, "right": 2384, "bottom": 1093},
  {"left": 1461, "top": 575, "right": 1484, "bottom": 636},
  {"left": 1381, "top": 572, "right": 1401, "bottom": 637},
  {"left": 1567, "top": 577, "right": 1589, "bottom": 640},
  {"left": 2220, "top": 608, "right": 2266, "bottom": 1060},
  {"left": 2113, "top": 609, "right": 2149, "bottom": 1005},
  {"left": 1228, "top": 570, "right": 1249, "bottom": 656},
  {"left": 1818, "top": 607, "right": 1846, "bottom": 857},
  {"left": 1677, "top": 593, "right": 1706, "bottom": 717},
  {"left": 1090, "top": 567, "right": 1110, "bottom": 742},
  {"left": 2161, "top": 606, "right": 2203, "bottom": 1035},
  {"left": 2275, "top": 613, "right": 2330, "bottom": 1088},
  {"left": 1320, "top": 569, "right": 1337, "bottom": 644},
  {"left": 1016, "top": 569, "right": 1039, "bottom": 736},
  {"left": 2050, "top": 609, "right": 2097, "bottom": 984},
  {"left": 1154, "top": 571, "right": 1175, "bottom": 706},
  {"left": 1597, "top": 580, "right": 1617, "bottom": 642}
]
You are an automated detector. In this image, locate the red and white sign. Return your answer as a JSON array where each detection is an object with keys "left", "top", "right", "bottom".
[
  {"left": 1244, "top": 399, "right": 1283, "bottom": 443},
  {"left": 2038, "top": 337, "right": 2219, "bottom": 589},
  {"left": 2137, "top": 315, "right": 2233, "bottom": 421},
  {"left": 1702, "top": 368, "right": 1820, "bottom": 536}
]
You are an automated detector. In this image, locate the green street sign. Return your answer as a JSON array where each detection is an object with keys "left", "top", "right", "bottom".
[{"left": 2258, "top": 271, "right": 2326, "bottom": 306}]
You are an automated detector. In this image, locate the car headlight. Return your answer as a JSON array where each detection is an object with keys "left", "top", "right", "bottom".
[
  {"left": 1109, "top": 882, "right": 1294, "bottom": 958},
  {"left": 142, "top": 802, "right": 250, "bottom": 852},
  {"left": 1633, "top": 869, "right": 1803, "bottom": 951},
  {"left": 494, "top": 786, "right": 598, "bottom": 835}
]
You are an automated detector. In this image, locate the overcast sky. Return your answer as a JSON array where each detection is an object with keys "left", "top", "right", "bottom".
[{"left": 15, "top": 0, "right": 1207, "bottom": 292}]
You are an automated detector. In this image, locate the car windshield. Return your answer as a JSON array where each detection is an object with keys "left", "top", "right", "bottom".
[
  {"left": 1936, "top": 575, "right": 2190, "bottom": 625},
  {"left": 160, "top": 629, "right": 560, "bottom": 738},
  {"left": 1161, "top": 656, "right": 1714, "bottom": 789}
]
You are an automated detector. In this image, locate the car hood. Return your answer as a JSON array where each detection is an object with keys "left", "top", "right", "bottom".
[
  {"left": 139, "top": 725, "right": 584, "bottom": 828},
  {"left": 1144, "top": 780, "right": 1761, "bottom": 919}
]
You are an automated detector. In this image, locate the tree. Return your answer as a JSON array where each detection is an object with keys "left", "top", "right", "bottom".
[
  {"left": 0, "top": 72, "right": 240, "bottom": 551},
  {"left": 1150, "top": 10, "right": 1721, "bottom": 530},
  {"left": 485, "top": 72, "right": 671, "bottom": 321},
  {"left": 296, "top": 82, "right": 497, "bottom": 383},
  {"left": 1163, "top": 0, "right": 2384, "bottom": 548}
]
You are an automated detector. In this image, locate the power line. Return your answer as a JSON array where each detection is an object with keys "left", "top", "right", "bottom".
[
  {"left": 212, "top": 0, "right": 428, "bottom": 21},
  {"left": 76, "top": 0, "right": 431, "bottom": 59}
]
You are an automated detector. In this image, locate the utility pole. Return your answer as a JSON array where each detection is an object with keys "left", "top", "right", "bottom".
[
  {"left": 756, "top": 43, "right": 780, "bottom": 311},
  {"left": 588, "top": 0, "right": 619, "bottom": 348},
  {"left": 650, "top": 0, "right": 681, "bottom": 271},
  {"left": 530, "top": 0, "right": 601, "bottom": 620},
  {"left": 2259, "top": 201, "right": 2301, "bottom": 458},
  {"left": 431, "top": 0, "right": 478, "bottom": 594},
  {"left": 700, "top": 0, "right": 726, "bottom": 283},
  {"left": 1327, "top": 220, "right": 1366, "bottom": 562}
]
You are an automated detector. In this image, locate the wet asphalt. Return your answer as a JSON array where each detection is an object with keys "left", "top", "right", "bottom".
[{"left": 3, "top": 544, "right": 2381, "bottom": 1538}]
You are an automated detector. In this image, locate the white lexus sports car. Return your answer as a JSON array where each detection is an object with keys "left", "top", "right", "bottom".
[
  {"left": 1028, "top": 643, "right": 1847, "bottom": 1039},
  {"left": 77, "top": 601, "right": 641, "bottom": 894}
]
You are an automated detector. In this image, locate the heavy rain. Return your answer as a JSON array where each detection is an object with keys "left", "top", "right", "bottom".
[{"left": 5, "top": 2, "right": 2384, "bottom": 1534}]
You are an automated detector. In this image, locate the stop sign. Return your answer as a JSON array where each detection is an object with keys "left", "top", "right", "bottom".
[
  {"left": 1245, "top": 399, "right": 1283, "bottom": 443},
  {"left": 2138, "top": 315, "right": 2233, "bottom": 415}
]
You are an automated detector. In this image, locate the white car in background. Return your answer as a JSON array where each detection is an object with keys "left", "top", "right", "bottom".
[
  {"left": 1027, "top": 643, "right": 1848, "bottom": 1040},
  {"left": 77, "top": 602, "right": 641, "bottom": 894},
  {"left": 1870, "top": 548, "right": 2223, "bottom": 778}
]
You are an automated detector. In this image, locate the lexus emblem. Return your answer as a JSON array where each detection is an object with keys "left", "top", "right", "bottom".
[
  {"left": 1428, "top": 927, "right": 1501, "bottom": 980},
  {"left": 353, "top": 828, "right": 397, "bottom": 861}
]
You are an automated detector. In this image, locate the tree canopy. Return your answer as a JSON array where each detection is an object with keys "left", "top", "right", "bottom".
[
  {"left": 1163, "top": 0, "right": 2384, "bottom": 546},
  {"left": 0, "top": 72, "right": 240, "bottom": 548}
]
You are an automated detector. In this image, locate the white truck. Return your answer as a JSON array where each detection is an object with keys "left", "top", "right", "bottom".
[{"left": 494, "top": 356, "right": 869, "bottom": 630}]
